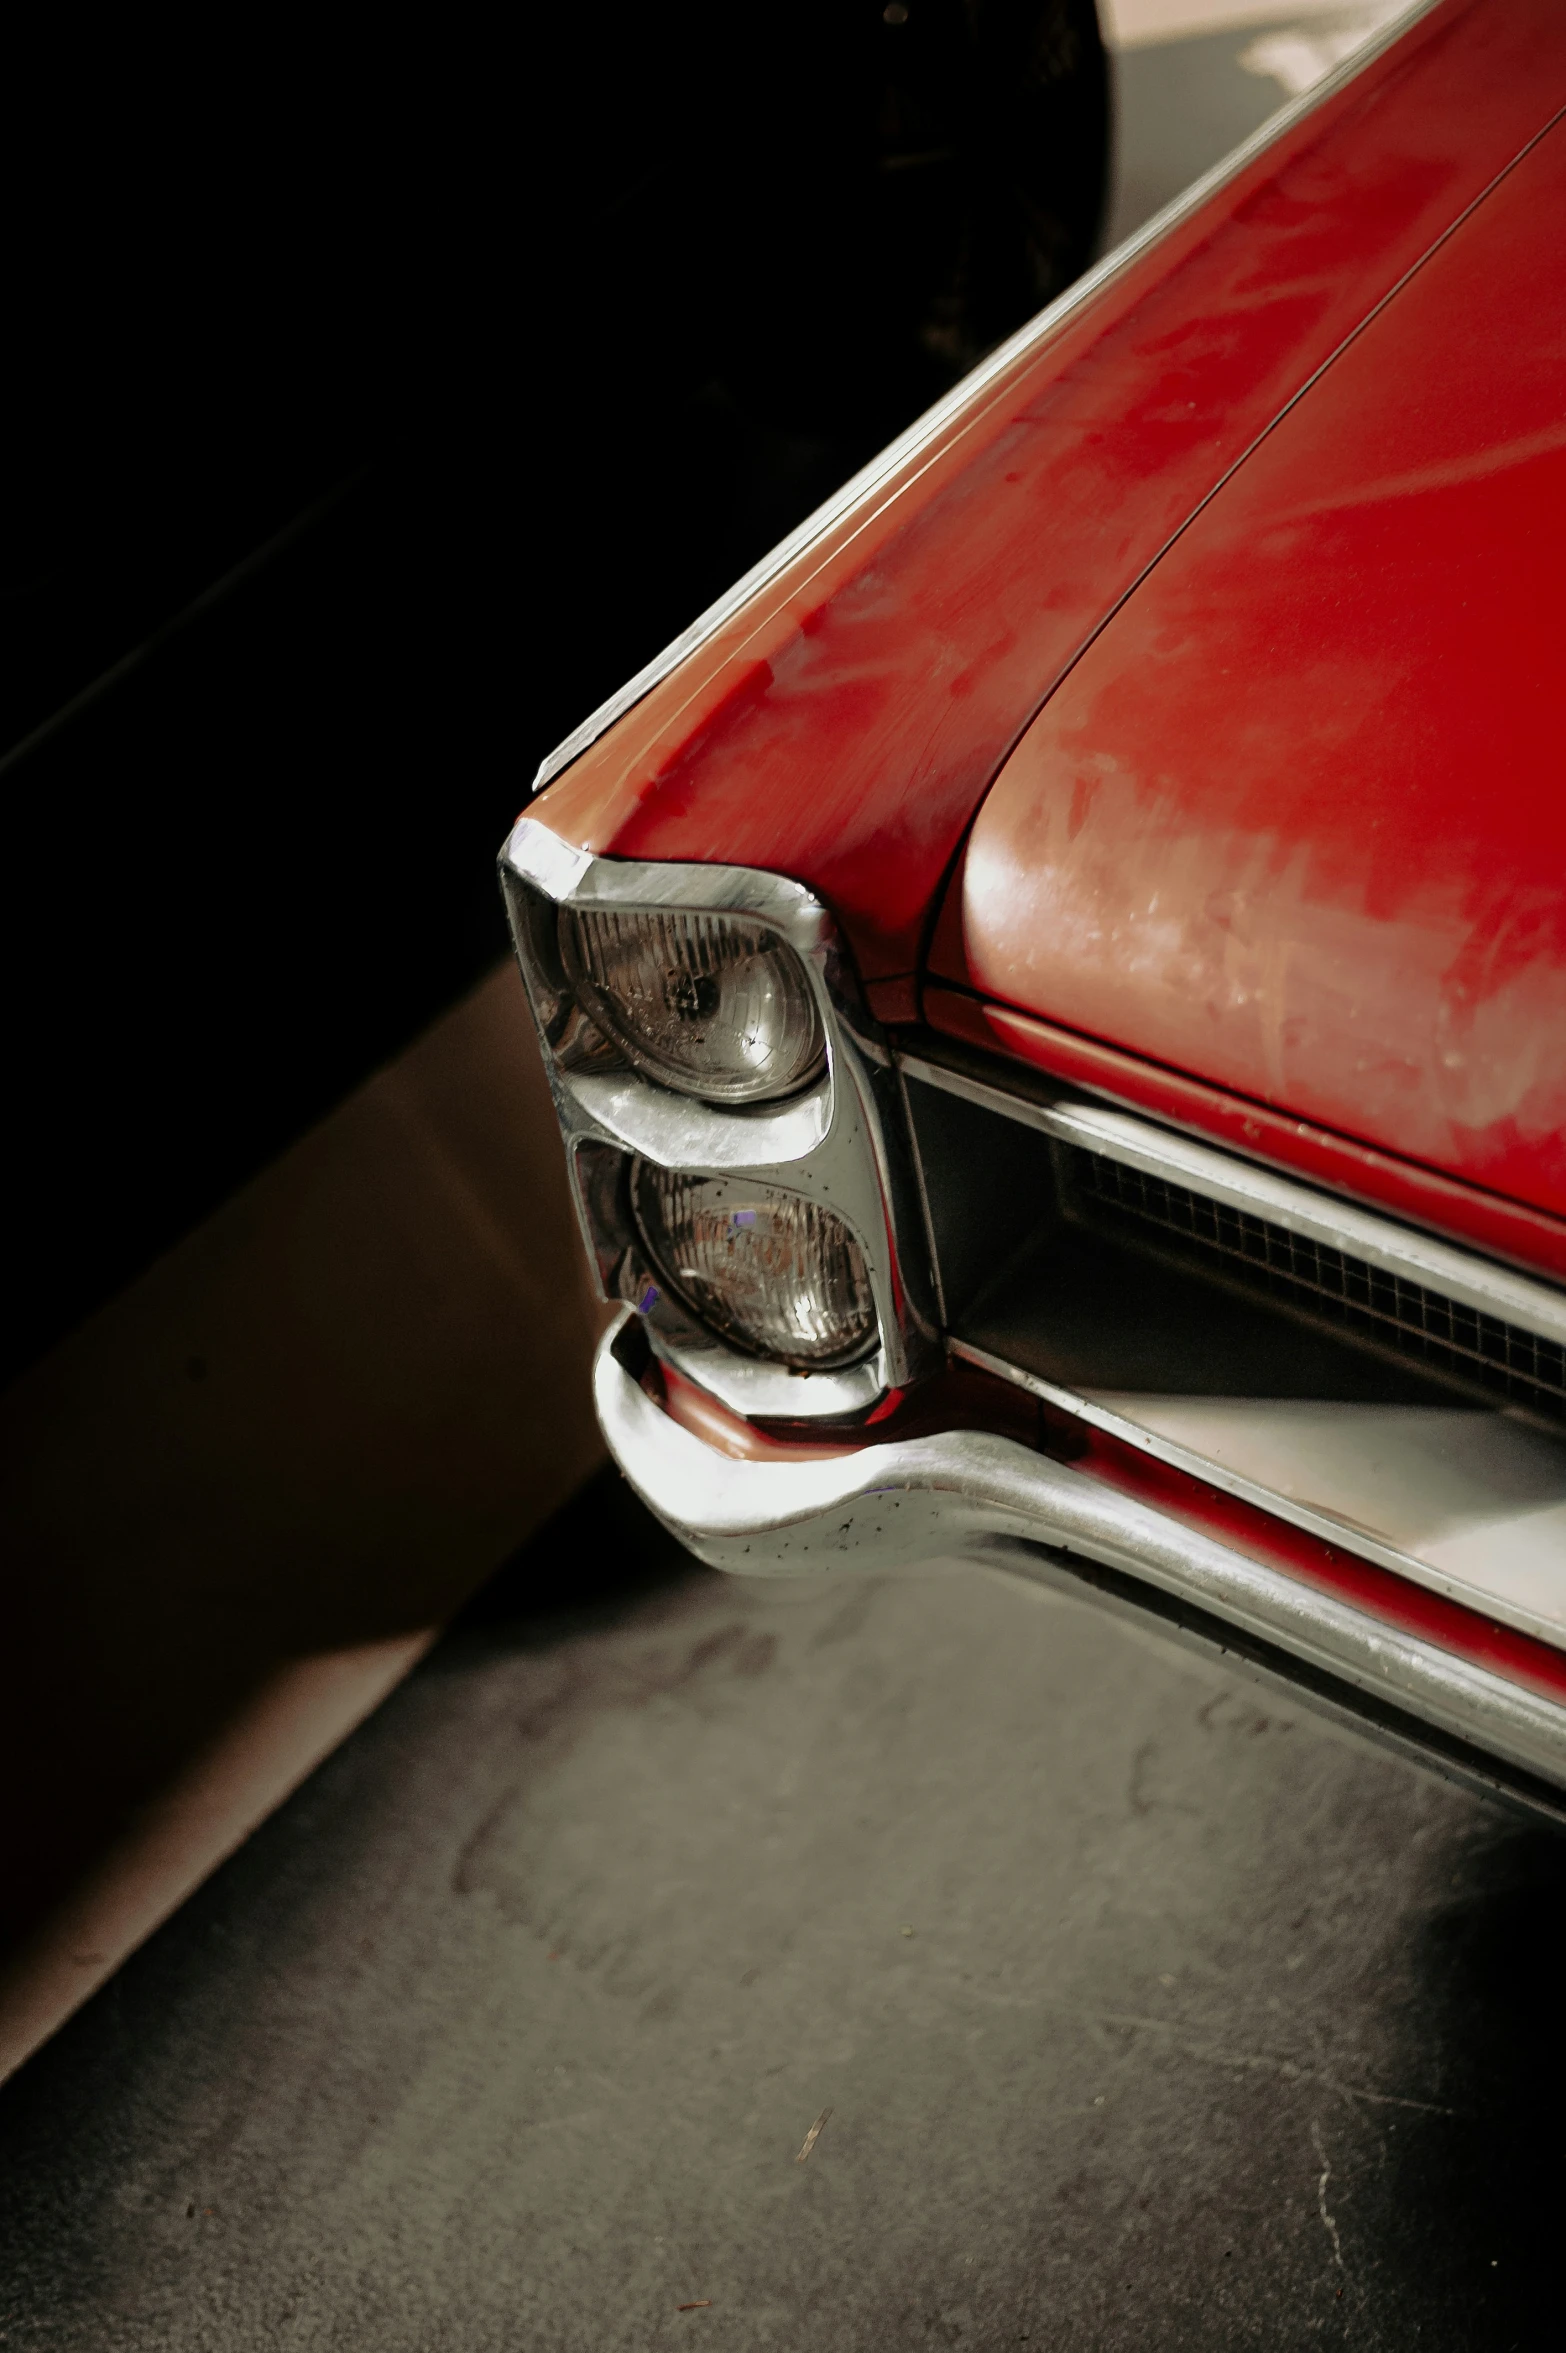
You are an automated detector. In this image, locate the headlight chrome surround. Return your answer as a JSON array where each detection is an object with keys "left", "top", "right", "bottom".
[{"left": 499, "top": 816, "right": 939, "bottom": 1420}]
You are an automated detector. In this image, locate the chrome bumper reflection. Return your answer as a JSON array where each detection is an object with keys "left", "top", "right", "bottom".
[{"left": 595, "top": 1317, "right": 1566, "bottom": 1813}]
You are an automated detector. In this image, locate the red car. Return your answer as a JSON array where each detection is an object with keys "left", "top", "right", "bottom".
[{"left": 503, "top": 0, "right": 1566, "bottom": 1821}]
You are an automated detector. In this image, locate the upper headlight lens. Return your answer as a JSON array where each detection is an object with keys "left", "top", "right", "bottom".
[
  {"left": 633, "top": 1165, "right": 876, "bottom": 1367},
  {"left": 558, "top": 907, "right": 824, "bottom": 1103}
]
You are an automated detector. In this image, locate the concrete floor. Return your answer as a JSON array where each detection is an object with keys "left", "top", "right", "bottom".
[
  {"left": 8, "top": 12, "right": 1561, "bottom": 2350},
  {"left": 1, "top": 1473, "right": 1561, "bottom": 2350}
]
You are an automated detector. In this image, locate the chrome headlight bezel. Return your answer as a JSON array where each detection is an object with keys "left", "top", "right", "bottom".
[{"left": 500, "top": 815, "right": 938, "bottom": 1420}]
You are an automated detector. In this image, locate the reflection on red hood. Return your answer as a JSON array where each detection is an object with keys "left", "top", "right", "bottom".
[
  {"left": 536, "top": 0, "right": 1565, "bottom": 1000},
  {"left": 939, "top": 109, "right": 1566, "bottom": 1223},
  {"left": 533, "top": 0, "right": 1566, "bottom": 1257}
]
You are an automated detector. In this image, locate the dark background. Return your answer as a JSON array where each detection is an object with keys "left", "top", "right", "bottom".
[{"left": 2, "top": 2, "right": 1105, "bottom": 1388}]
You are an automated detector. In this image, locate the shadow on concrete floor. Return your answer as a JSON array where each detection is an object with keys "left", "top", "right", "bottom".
[{"left": 0, "top": 1467, "right": 1562, "bottom": 2351}]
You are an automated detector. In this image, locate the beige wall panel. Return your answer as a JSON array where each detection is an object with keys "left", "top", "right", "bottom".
[{"left": 0, "top": 963, "right": 610, "bottom": 2081}]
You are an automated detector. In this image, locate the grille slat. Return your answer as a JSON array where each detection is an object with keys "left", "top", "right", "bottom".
[{"left": 1072, "top": 1149, "right": 1566, "bottom": 1423}]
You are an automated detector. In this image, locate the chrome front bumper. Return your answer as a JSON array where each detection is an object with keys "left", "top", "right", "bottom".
[{"left": 596, "top": 1317, "right": 1566, "bottom": 1818}]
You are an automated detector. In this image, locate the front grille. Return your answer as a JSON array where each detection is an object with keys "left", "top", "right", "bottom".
[{"left": 1070, "top": 1148, "right": 1566, "bottom": 1425}]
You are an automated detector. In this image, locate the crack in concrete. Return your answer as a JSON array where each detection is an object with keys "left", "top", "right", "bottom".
[
  {"left": 1311, "top": 2120, "right": 1348, "bottom": 2292},
  {"left": 985, "top": 1996, "right": 1461, "bottom": 2116}
]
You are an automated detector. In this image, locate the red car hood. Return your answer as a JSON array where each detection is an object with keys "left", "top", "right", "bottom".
[
  {"left": 535, "top": 1, "right": 1559, "bottom": 986},
  {"left": 530, "top": 0, "right": 1566, "bottom": 1263},
  {"left": 932, "top": 102, "right": 1566, "bottom": 1227}
]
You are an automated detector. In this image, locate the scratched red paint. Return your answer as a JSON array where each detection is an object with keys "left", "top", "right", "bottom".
[
  {"left": 923, "top": 987, "right": 1566, "bottom": 1284},
  {"left": 536, "top": 0, "right": 1566, "bottom": 993},
  {"left": 947, "top": 107, "right": 1566, "bottom": 1222}
]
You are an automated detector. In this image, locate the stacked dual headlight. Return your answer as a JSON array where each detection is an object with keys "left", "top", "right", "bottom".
[{"left": 557, "top": 906, "right": 875, "bottom": 1371}]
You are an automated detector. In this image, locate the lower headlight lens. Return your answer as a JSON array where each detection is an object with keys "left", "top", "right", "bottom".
[
  {"left": 633, "top": 1165, "right": 875, "bottom": 1368},
  {"left": 559, "top": 907, "right": 824, "bottom": 1102}
]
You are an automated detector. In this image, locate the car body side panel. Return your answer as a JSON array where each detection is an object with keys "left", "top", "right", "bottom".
[
  {"left": 533, "top": 0, "right": 1565, "bottom": 992},
  {"left": 946, "top": 112, "right": 1566, "bottom": 1225}
]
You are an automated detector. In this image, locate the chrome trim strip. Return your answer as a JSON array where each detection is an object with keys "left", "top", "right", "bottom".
[
  {"left": 531, "top": 0, "right": 1440, "bottom": 797},
  {"left": 506, "top": 821, "right": 835, "bottom": 946},
  {"left": 898, "top": 1051, "right": 1566, "bottom": 1350},
  {"left": 947, "top": 1337, "right": 1566, "bottom": 1656},
  {"left": 597, "top": 1315, "right": 1566, "bottom": 1799}
]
